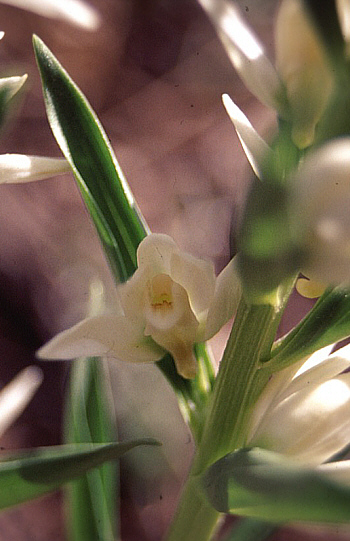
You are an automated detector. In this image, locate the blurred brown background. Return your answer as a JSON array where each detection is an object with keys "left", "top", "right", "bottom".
[{"left": 0, "top": 0, "right": 344, "bottom": 540}]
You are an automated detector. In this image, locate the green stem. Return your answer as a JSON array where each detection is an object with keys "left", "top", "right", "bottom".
[{"left": 165, "top": 297, "right": 283, "bottom": 541}]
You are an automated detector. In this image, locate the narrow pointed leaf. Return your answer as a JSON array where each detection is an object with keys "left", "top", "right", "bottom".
[
  {"left": 0, "top": 439, "right": 159, "bottom": 510},
  {"left": 65, "top": 358, "right": 119, "bottom": 541},
  {"left": 203, "top": 447, "right": 350, "bottom": 523},
  {"left": 33, "top": 35, "right": 147, "bottom": 283},
  {"left": 265, "top": 286, "right": 350, "bottom": 373}
]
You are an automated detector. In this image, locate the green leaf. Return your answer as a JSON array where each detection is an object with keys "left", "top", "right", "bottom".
[
  {"left": 202, "top": 447, "right": 350, "bottom": 523},
  {"left": 0, "top": 439, "right": 160, "bottom": 511},
  {"left": 64, "top": 358, "right": 119, "bottom": 541},
  {"left": 264, "top": 286, "right": 350, "bottom": 373},
  {"left": 33, "top": 35, "right": 147, "bottom": 283},
  {"left": 32, "top": 36, "right": 214, "bottom": 430}
]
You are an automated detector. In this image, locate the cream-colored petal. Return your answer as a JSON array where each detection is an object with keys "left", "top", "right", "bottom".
[
  {"left": 198, "top": 0, "right": 285, "bottom": 113},
  {"left": 204, "top": 256, "right": 241, "bottom": 340},
  {"left": 118, "top": 267, "right": 150, "bottom": 322},
  {"left": 290, "top": 138, "right": 350, "bottom": 285},
  {"left": 0, "top": 366, "right": 43, "bottom": 438},
  {"left": 251, "top": 374, "right": 350, "bottom": 465},
  {"left": 37, "top": 315, "right": 164, "bottom": 363},
  {"left": 0, "top": 154, "right": 71, "bottom": 184},
  {"left": 248, "top": 345, "right": 334, "bottom": 444},
  {"left": 0, "top": 0, "right": 100, "bottom": 29},
  {"left": 170, "top": 251, "right": 215, "bottom": 316},
  {"left": 337, "top": 0, "right": 350, "bottom": 55},
  {"left": 277, "top": 346, "right": 349, "bottom": 402},
  {"left": 144, "top": 281, "right": 199, "bottom": 379},
  {"left": 136, "top": 234, "right": 176, "bottom": 275},
  {"left": 319, "top": 460, "right": 350, "bottom": 486},
  {"left": 222, "top": 94, "right": 271, "bottom": 179}
]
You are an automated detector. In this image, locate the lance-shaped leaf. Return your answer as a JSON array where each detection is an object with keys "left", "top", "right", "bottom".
[
  {"left": 265, "top": 286, "right": 350, "bottom": 373},
  {"left": 33, "top": 35, "right": 148, "bottom": 283},
  {"left": 0, "top": 439, "right": 159, "bottom": 510},
  {"left": 202, "top": 447, "right": 350, "bottom": 523},
  {"left": 64, "top": 359, "right": 119, "bottom": 541}
]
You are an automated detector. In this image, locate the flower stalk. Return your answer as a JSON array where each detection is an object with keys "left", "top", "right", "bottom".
[{"left": 165, "top": 295, "right": 287, "bottom": 541}]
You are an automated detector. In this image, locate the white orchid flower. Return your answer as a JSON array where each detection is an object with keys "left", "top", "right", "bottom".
[
  {"left": 0, "top": 0, "right": 100, "bottom": 30},
  {"left": 38, "top": 234, "right": 241, "bottom": 379},
  {"left": 247, "top": 344, "right": 350, "bottom": 471},
  {"left": 0, "top": 366, "right": 43, "bottom": 438},
  {"left": 198, "top": 0, "right": 334, "bottom": 148}
]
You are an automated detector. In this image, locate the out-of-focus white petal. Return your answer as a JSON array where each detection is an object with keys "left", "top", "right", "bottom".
[
  {"left": 222, "top": 94, "right": 271, "bottom": 179},
  {"left": 275, "top": 0, "right": 334, "bottom": 148},
  {"left": 290, "top": 138, "right": 350, "bottom": 285},
  {"left": 204, "top": 256, "right": 241, "bottom": 340},
  {"left": 198, "top": 0, "right": 285, "bottom": 113},
  {"left": 0, "top": 0, "right": 101, "bottom": 30},
  {"left": 170, "top": 251, "right": 216, "bottom": 316},
  {"left": 0, "top": 154, "right": 71, "bottom": 183},
  {"left": 319, "top": 460, "right": 350, "bottom": 485},
  {"left": 37, "top": 314, "right": 164, "bottom": 363},
  {"left": 336, "top": 0, "right": 350, "bottom": 55},
  {"left": 251, "top": 373, "right": 350, "bottom": 465},
  {"left": 0, "top": 366, "right": 43, "bottom": 438},
  {"left": 251, "top": 345, "right": 334, "bottom": 431},
  {"left": 0, "top": 74, "right": 27, "bottom": 102}
]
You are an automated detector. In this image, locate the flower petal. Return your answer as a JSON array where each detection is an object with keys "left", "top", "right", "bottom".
[
  {"left": 247, "top": 345, "right": 334, "bottom": 444},
  {"left": 290, "top": 138, "right": 350, "bottom": 285},
  {"left": 198, "top": 0, "right": 285, "bottom": 112},
  {"left": 0, "top": 0, "right": 101, "bottom": 30},
  {"left": 136, "top": 233, "right": 176, "bottom": 275},
  {"left": 0, "top": 154, "right": 71, "bottom": 184},
  {"left": 204, "top": 256, "right": 241, "bottom": 340},
  {"left": 37, "top": 315, "right": 164, "bottom": 363},
  {"left": 252, "top": 374, "right": 350, "bottom": 465},
  {"left": 144, "top": 281, "right": 199, "bottom": 379},
  {"left": 170, "top": 251, "right": 216, "bottom": 316},
  {"left": 275, "top": 0, "right": 334, "bottom": 148},
  {"left": 222, "top": 94, "right": 271, "bottom": 180},
  {"left": 281, "top": 345, "right": 350, "bottom": 402},
  {"left": 0, "top": 366, "right": 43, "bottom": 438},
  {"left": 319, "top": 460, "right": 350, "bottom": 486}
]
